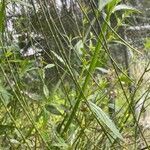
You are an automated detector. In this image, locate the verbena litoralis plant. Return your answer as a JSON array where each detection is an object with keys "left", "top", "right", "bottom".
[{"left": 0, "top": 0, "right": 149, "bottom": 149}]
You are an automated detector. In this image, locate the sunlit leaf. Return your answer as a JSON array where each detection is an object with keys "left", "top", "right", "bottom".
[
  {"left": 51, "top": 51, "right": 65, "bottom": 65},
  {"left": 96, "top": 67, "right": 109, "bottom": 74},
  {"left": 43, "top": 85, "right": 49, "bottom": 99},
  {"left": 74, "top": 40, "right": 83, "bottom": 56},
  {"left": 113, "top": 4, "right": 140, "bottom": 13},
  {"left": 98, "top": 0, "right": 114, "bottom": 11},
  {"left": 24, "top": 91, "right": 43, "bottom": 101},
  {"left": 44, "top": 64, "right": 55, "bottom": 69},
  {"left": 10, "top": 139, "right": 20, "bottom": 145},
  {"left": 88, "top": 101, "right": 123, "bottom": 140},
  {"left": 145, "top": 38, "right": 150, "bottom": 49},
  {"left": 119, "top": 74, "right": 132, "bottom": 84}
]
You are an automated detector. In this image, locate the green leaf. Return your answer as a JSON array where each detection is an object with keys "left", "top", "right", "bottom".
[
  {"left": 113, "top": 4, "right": 140, "bottom": 13},
  {"left": 45, "top": 104, "right": 62, "bottom": 116},
  {"left": 88, "top": 101, "right": 123, "bottom": 140},
  {"left": 74, "top": 40, "right": 83, "bottom": 56},
  {"left": 5, "top": 52, "right": 12, "bottom": 58},
  {"left": 10, "top": 139, "right": 20, "bottom": 145},
  {"left": 51, "top": 51, "right": 65, "bottom": 65},
  {"left": 24, "top": 91, "right": 43, "bottom": 101},
  {"left": 98, "top": 0, "right": 114, "bottom": 11},
  {"left": 96, "top": 67, "right": 109, "bottom": 74},
  {"left": 43, "top": 85, "right": 49, "bottom": 99},
  {"left": 0, "top": 0, "right": 5, "bottom": 33},
  {"left": 145, "top": 38, "right": 150, "bottom": 49},
  {"left": 44, "top": 64, "right": 55, "bottom": 69},
  {"left": 0, "top": 85, "right": 12, "bottom": 104},
  {"left": 119, "top": 74, "right": 132, "bottom": 84}
]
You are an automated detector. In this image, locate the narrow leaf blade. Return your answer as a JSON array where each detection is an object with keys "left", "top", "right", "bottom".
[{"left": 88, "top": 101, "right": 123, "bottom": 140}]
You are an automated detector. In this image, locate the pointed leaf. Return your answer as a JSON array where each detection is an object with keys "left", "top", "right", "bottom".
[
  {"left": 113, "top": 4, "right": 140, "bottom": 13},
  {"left": 44, "top": 64, "right": 55, "bottom": 69},
  {"left": 45, "top": 104, "right": 62, "bottom": 116},
  {"left": 51, "top": 51, "right": 65, "bottom": 65},
  {"left": 0, "top": 0, "right": 5, "bottom": 33},
  {"left": 43, "top": 85, "right": 49, "bottom": 99},
  {"left": 96, "top": 67, "right": 109, "bottom": 74},
  {"left": 98, "top": 0, "right": 114, "bottom": 11},
  {"left": 88, "top": 101, "right": 123, "bottom": 140}
]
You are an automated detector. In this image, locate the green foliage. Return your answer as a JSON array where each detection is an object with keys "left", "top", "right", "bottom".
[
  {"left": 0, "top": 0, "right": 5, "bottom": 33},
  {"left": 145, "top": 38, "right": 150, "bottom": 51},
  {"left": 0, "top": 0, "right": 150, "bottom": 149},
  {"left": 88, "top": 100, "right": 123, "bottom": 140}
]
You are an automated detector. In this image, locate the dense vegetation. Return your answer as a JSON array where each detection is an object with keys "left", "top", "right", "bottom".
[{"left": 0, "top": 0, "right": 150, "bottom": 149}]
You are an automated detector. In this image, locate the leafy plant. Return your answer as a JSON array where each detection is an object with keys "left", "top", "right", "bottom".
[{"left": 0, "top": 0, "right": 150, "bottom": 149}]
